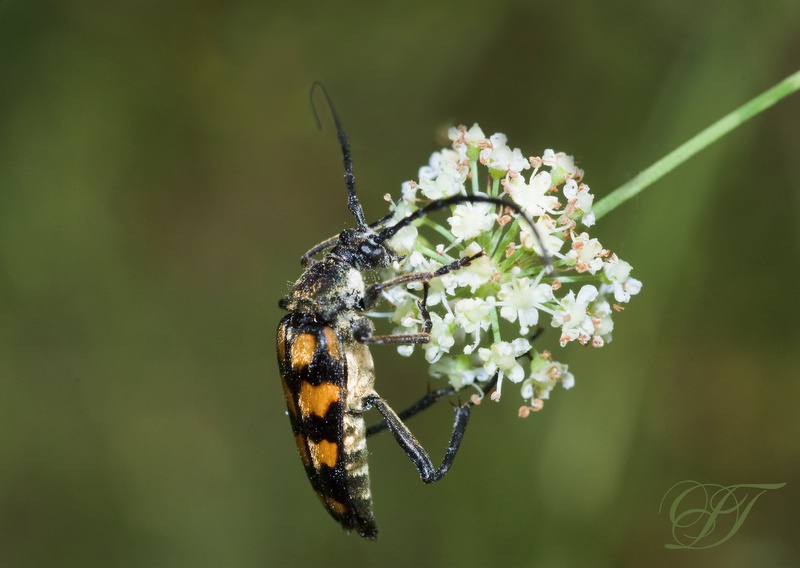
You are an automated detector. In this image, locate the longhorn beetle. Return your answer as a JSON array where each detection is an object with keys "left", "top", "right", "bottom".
[{"left": 277, "top": 84, "right": 550, "bottom": 539}]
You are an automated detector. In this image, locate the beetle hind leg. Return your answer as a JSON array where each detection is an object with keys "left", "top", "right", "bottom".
[
  {"left": 366, "top": 373, "right": 498, "bottom": 436},
  {"left": 364, "top": 374, "right": 498, "bottom": 484}
]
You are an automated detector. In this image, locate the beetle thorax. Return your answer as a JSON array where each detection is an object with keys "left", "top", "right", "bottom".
[{"left": 281, "top": 257, "right": 366, "bottom": 323}]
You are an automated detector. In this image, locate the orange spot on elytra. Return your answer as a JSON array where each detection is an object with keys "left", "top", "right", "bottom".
[
  {"left": 291, "top": 333, "right": 317, "bottom": 370},
  {"left": 308, "top": 439, "right": 338, "bottom": 469},
  {"left": 299, "top": 381, "right": 341, "bottom": 419},
  {"left": 316, "top": 491, "right": 348, "bottom": 515},
  {"left": 323, "top": 327, "right": 341, "bottom": 359}
]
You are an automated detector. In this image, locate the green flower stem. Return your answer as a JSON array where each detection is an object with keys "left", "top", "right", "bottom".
[
  {"left": 470, "top": 160, "right": 480, "bottom": 194},
  {"left": 593, "top": 69, "right": 800, "bottom": 221},
  {"left": 420, "top": 216, "right": 458, "bottom": 244},
  {"left": 555, "top": 273, "right": 611, "bottom": 285},
  {"left": 416, "top": 242, "right": 455, "bottom": 264},
  {"left": 489, "top": 307, "right": 502, "bottom": 344},
  {"left": 489, "top": 219, "right": 520, "bottom": 263},
  {"left": 491, "top": 178, "right": 500, "bottom": 197}
]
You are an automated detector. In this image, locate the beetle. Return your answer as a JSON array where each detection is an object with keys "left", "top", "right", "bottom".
[{"left": 277, "top": 84, "right": 549, "bottom": 539}]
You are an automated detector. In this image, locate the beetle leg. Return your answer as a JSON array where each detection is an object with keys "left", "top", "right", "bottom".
[
  {"left": 355, "top": 283, "right": 433, "bottom": 345},
  {"left": 361, "top": 251, "right": 484, "bottom": 310},
  {"left": 300, "top": 234, "right": 340, "bottom": 267},
  {"left": 364, "top": 394, "right": 471, "bottom": 483},
  {"left": 366, "top": 374, "right": 498, "bottom": 437}
]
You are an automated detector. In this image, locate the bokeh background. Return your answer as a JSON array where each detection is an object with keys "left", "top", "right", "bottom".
[{"left": 2, "top": 1, "right": 799, "bottom": 567}]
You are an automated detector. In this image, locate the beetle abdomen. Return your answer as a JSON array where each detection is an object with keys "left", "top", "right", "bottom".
[{"left": 277, "top": 315, "right": 378, "bottom": 539}]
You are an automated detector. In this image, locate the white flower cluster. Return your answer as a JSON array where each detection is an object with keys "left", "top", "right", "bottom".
[{"left": 375, "top": 124, "right": 641, "bottom": 415}]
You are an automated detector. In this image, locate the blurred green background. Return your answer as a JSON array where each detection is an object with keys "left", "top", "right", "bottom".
[{"left": 2, "top": 1, "right": 799, "bottom": 567}]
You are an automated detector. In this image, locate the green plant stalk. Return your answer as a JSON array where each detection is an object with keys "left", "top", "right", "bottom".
[
  {"left": 593, "top": 69, "right": 800, "bottom": 221},
  {"left": 470, "top": 160, "right": 480, "bottom": 194}
]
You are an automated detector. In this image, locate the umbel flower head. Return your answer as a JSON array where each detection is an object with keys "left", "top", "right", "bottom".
[{"left": 373, "top": 124, "right": 641, "bottom": 416}]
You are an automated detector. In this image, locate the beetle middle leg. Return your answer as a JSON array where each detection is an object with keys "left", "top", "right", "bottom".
[
  {"left": 354, "top": 282, "right": 432, "bottom": 345},
  {"left": 361, "top": 251, "right": 484, "bottom": 311},
  {"left": 354, "top": 251, "right": 482, "bottom": 345}
]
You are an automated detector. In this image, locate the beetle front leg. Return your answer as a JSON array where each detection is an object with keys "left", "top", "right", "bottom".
[
  {"left": 364, "top": 394, "right": 472, "bottom": 483},
  {"left": 361, "top": 251, "right": 484, "bottom": 311},
  {"left": 353, "top": 283, "right": 433, "bottom": 345}
]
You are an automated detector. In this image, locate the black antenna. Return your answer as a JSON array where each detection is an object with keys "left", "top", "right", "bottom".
[
  {"left": 310, "top": 82, "right": 368, "bottom": 229},
  {"left": 378, "top": 195, "right": 555, "bottom": 275}
]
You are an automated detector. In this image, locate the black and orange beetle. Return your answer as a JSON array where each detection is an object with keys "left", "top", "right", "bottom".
[{"left": 277, "top": 84, "right": 547, "bottom": 539}]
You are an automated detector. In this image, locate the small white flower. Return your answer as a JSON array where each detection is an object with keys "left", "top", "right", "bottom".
[
  {"left": 541, "top": 149, "right": 557, "bottom": 167},
  {"left": 453, "top": 297, "right": 494, "bottom": 355},
  {"left": 465, "top": 123, "right": 487, "bottom": 141},
  {"left": 603, "top": 254, "right": 642, "bottom": 303},
  {"left": 419, "top": 149, "right": 459, "bottom": 181},
  {"left": 430, "top": 354, "right": 490, "bottom": 389},
  {"left": 480, "top": 133, "right": 530, "bottom": 174},
  {"left": 390, "top": 181, "right": 419, "bottom": 221},
  {"left": 397, "top": 344, "right": 415, "bottom": 357},
  {"left": 520, "top": 214, "right": 565, "bottom": 257},
  {"left": 453, "top": 298, "right": 492, "bottom": 335},
  {"left": 418, "top": 149, "right": 468, "bottom": 199},
  {"left": 563, "top": 180, "right": 595, "bottom": 226},
  {"left": 521, "top": 354, "right": 575, "bottom": 401},
  {"left": 451, "top": 243, "right": 494, "bottom": 292},
  {"left": 423, "top": 277, "right": 450, "bottom": 308},
  {"left": 591, "top": 296, "right": 614, "bottom": 345},
  {"left": 423, "top": 312, "right": 457, "bottom": 364},
  {"left": 406, "top": 250, "right": 430, "bottom": 270},
  {"left": 478, "top": 338, "right": 532, "bottom": 399},
  {"left": 448, "top": 202, "right": 497, "bottom": 241},
  {"left": 565, "top": 231, "right": 606, "bottom": 274},
  {"left": 386, "top": 225, "right": 418, "bottom": 257},
  {"left": 448, "top": 123, "right": 488, "bottom": 159},
  {"left": 391, "top": 322, "right": 421, "bottom": 357},
  {"left": 543, "top": 149, "right": 583, "bottom": 182},
  {"left": 383, "top": 284, "right": 416, "bottom": 315},
  {"left": 551, "top": 285, "right": 599, "bottom": 346},
  {"left": 418, "top": 171, "right": 463, "bottom": 200},
  {"left": 503, "top": 170, "right": 560, "bottom": 217},
  {"left": 497, "top": 277, "right": 554, "bottom": 334}
]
